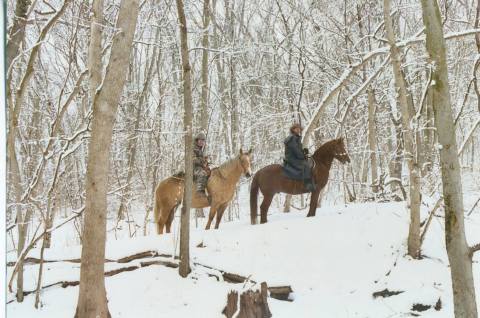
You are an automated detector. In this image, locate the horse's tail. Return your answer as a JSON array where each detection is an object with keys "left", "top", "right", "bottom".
[
  {"left": 250, "top": 173, "right": 260, "bottom": 225},
  {"left": 153, "top": 185, "right": 162, "bottom": 234}
]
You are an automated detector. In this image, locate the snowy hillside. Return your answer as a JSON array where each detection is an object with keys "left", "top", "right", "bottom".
[{"left": 7, "top": 198, "right": 480, "bottom": 317}]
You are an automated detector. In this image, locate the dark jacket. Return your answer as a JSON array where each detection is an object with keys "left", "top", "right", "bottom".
[
  {"left": 193, "top": 143, "right": 206, "bottom": 169},
  {"left": 284, "top": 133, "right": 306, "bottom": 169}
]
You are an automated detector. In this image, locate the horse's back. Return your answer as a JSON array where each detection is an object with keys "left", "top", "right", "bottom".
[
  {"left": 155, "top": 175, "right": 184, "bottom": 202},
  {"left": 255, "top": 163, "right": 285, "bottom": 184},
  {"left": 255, "top": 163, "right": 304, "bottom": 194}
]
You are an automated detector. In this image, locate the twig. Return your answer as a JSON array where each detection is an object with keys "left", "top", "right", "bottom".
[
  {"left": 420, "top": 198, "right": 442, "bottom": 246},
  {"left": 8, "top": 209, "right": 84, "bottom": 292},
  {"left": 467, "top": 196, "right": 480, "bottom": 216},
  {"left": 471, "top": 243, "right": 480, "bottom": 256}
]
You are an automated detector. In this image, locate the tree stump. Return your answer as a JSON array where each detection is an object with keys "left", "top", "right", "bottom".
[{"left": 223, "top": 282, "right": 272, "bottom": 318}]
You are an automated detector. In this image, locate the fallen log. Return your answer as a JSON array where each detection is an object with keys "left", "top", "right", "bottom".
[
  {"left": 7, "top": 250, "right": 177, "bottom": 267},
  {"left": 140, "top": 260, "right": 178, "bottom": 269},
  {"left": 268, "top": 286, "right": 293, "bottom": 301},
  {"left": 8, "top": 250, "right": 292, "bottom": 307}
]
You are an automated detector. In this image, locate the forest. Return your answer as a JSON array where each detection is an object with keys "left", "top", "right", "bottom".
[{"left": 4, "top": 0, "right": 480, "bottom": 317}]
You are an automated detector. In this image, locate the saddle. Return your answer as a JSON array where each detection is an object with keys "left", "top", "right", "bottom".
[
  {"left": 281, "top": 157, "right": 314, "bottom": 181},
  {"left": 282, "top": 158, "right": 316, "bottom": 192}
]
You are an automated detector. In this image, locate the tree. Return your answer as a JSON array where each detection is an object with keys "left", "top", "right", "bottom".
[
  {"left": 74, "top": 0, "right": 139, "bottom": 317},
  {"left": 420, "top": 0, "right": 479, "bottom": 316},
  {"left": 367, "top": 89, "right": 379, "bottom": 193},
  {"left": 383, "top": 0, "right": 422, "bottom": 259},
  {"left": 175, "top": 0, "right": 194, "bottom": 278}
]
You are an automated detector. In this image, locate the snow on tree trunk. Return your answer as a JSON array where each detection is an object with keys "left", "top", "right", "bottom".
[
  {"left": 420, "top": 0, "right": 479, "bottom": 316},
  {"left": 383, "top": 0, "right": 421, "bottom": 259},
  {"left": 75, "top": 0, "right": 139, "bottom": 317},
  {"left": 176, "top": 0, "right": 194, "bottom": 278}
]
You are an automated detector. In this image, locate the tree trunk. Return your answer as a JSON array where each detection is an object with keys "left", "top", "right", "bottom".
[
  {"left": 6, "top": 0, "right": 31, "bottom": 69},
  {"left": 420, "top": 0, "right": 478, "bottom": 316},
  {"left": 200, "top": 0, "right": 210, "bottom": 132},
  {"left": 175, "top": 0, "right": 194, "bottom": 278},
  {"left": 75, "top": 0, "right": 139, "bottom": 317},
  {"left": 367, "top": 89, "right": 378, "bottom": 193},
  {"left": 283, "top": 194, "right": 292, "bottom": 213},
  {"left": 383, "top": 0, "right": 421, "bottom": 259},
  {"left": 223, "top": 282, "right": 272, "bottom": 318}
]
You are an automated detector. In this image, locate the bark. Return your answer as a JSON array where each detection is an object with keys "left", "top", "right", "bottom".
[
  {"left": 383, "top": 0, "right": 421, "bottom": 259},
  {"left": 175, "top": 0, "right": 194, "bottom": 278},
  {"left": 420, "top": 0, "right": 478, "bottom": 316},
  {"left": 200, "top": 0, "right": 210, "bottom": 132},
  {"left": 283, "top": 194, "right": 292, "bottom": 213},
  {"left": 195, "top": 0, "right": 211, "bottom": 220},
  {"left": 367, "top": 89, "right": 379, "bottom": 193},
  {"left": 6, "top": 0, "right": 31, "bottom": 69},
  {"left": 223, "top": 282, "right": 272, "bottom": 318},
  {"left": 74, "top": 0, "right": 139, "bottom": 317}
]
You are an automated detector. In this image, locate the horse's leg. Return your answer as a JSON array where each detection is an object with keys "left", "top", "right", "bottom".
[
  {"left": 214, "top": 203, "right": 229, "bottom": 229},
  {"left": 205, "top": 205, "right": 217, "bottom": 230},
  {"left": 306, "top": 190, "right": 320, "bottom": 217},
  {"left": 156, "top": 216, "right": 165, "bottom": 235},
  {"left": 260, "top": 194, "right": 273, "bottom": 224},
  {"left": 165, "top": 206, "right": 176, "bottom": 233}
]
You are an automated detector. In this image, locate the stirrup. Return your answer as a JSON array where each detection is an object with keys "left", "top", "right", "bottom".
[{"left": 305, "top": 181, "right": 316, "bottom": 192}]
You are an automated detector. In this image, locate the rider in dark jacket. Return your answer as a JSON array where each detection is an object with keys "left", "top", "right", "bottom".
[{"left": 284, "top": 123, "right": 315, "bottom": 192}]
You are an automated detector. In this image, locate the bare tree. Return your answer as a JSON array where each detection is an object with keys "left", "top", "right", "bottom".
[
  {"left": 176, "top": 0, "right": 194, "bottom": 278},
  {"left": 367, "top": 89, "right": 378, "bottom": 193},
  {"left": 420, "top": 0, "right": 479, "bottom": 316},
  {"left": 75, "top": 0, "right": 140, "bottom": 317},
  {"left": 383, "top": 0, "right": 422, "bottom": 259}
]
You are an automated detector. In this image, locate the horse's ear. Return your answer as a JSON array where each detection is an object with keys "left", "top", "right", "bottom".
[
  {"left": 239, "top": 148, "right": 243, "bottom": 155},
  {"left": 248, "top": 148, "right": 253, "bottom": 155}
]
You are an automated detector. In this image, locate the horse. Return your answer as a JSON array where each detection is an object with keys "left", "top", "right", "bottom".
[
  {"left": 153, "top": 148, "right": 253, "bottom": 234},
  {"left": 250, "top": 138, "right": 350, "bottom": 224}
]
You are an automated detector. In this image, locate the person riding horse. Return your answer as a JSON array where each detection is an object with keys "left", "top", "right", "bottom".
[
  {"left": 283, "top": 123, "right": 316, "bottom": 192},
  {"left": 193, "top": 132, "right": 211, "bottom": 202}
]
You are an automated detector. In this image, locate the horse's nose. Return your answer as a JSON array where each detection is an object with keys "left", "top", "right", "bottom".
[{"left": 246, "top": 172, "right": 252, "bottom": 178}]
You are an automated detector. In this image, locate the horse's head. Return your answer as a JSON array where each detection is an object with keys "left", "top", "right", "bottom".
[
  {"left": 239, "top": 148, "right": 253, "bottom": 178},
  {"left": 333, "top": 138, "right": 350, "bottom": 164}
]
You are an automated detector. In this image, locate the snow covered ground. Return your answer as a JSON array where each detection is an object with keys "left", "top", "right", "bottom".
[{"left": 7, "top": 187, "right": 480, "bottom": 318}]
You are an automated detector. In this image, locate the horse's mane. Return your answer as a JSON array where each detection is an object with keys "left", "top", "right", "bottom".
[
  {"left": 172, "top": 171, "right": 185, "bottom": 179},
  {"left": 211, "top": 156, "right": 240, "bottom": 177},
  {"left": 313, "top": 139, "right": 338, "bottom": 159}
]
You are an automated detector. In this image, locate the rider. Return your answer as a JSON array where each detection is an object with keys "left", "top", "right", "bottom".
[
  {"left": 193, "top": 132, "right": 211, "bottom": 202},
  {"left": 284, "top": 123, "right": 316, "bottom": 192}
]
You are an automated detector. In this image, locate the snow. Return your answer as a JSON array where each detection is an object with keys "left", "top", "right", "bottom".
[{"left": 6, "top": 194, "right": 480, "bottom": 317}]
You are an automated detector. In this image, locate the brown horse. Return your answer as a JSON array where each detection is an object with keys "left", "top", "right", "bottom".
[
  {"left": 250, "top": 138, "right": 350, "bottom": 224},
  {"left": 154, "top": 149, "right": 253, "bottom": 234}
]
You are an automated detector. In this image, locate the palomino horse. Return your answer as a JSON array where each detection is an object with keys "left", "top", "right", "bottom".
[
  {"left": 250, "top": 138, "right": 350, "bottom": 224},
  {"left": 154, "top": 149, "right": 253, "bottom": 234}
]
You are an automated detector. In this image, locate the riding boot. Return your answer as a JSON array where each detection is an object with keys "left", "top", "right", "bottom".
[
  {"left": 196, "top": 176, "right": 211, "bottom": 204},
  {"left": 304, "top": 179, "right": 316, "bottom": 192},
  {"left": 196, "top": 189, "right": 212, "bottom": 205}
]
